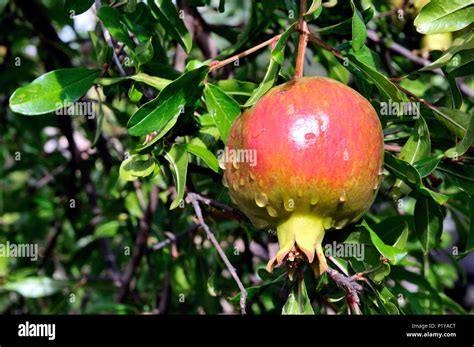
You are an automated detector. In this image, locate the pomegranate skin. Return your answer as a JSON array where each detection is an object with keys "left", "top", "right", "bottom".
[{"left": 224, "top": 77, "right": 384, "bottom": 274}]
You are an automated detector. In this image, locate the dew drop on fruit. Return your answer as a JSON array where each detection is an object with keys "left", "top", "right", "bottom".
[
  {"left": 322, "top": 217, "right": 333, "bottom": 229},
  {"left": 297, "top": 189, "right": 303, "bottom": 198},
  {"left": 232, "top": 180, "right": 239, "bottom": 190},
  {"left": 266, "top": 205, "right": 279, "bottom": 217},
  {"left": 257, "top": 179, "right": 265, "bottom": 188},
  {"left": 232, "top": 160, "right": 239, "bottom": 170},
  {"left": 338, "top": 191, "right": 347, "bottom": 203},
  {"left": 255, "top": 192, "right": 269, "bottom": 207},
  {"left": 334, "top": 218, "right": 349, "bottom": 230},
  {"left": 222, "top": 175, "right": 229, "bottom": 188},
  {"left": 249, "top": 171, "right": 256, "bottom": 181},
  {"left": 284, "top": 198, "right": 295, "bottom": 211},
  {"left": 218, "top": 157, "right": 226, "bottom": 170},
  {"left": 310, "top": 196, "right": 319, "bottom": 205},
  {"left": 239, "top": 177, "right": 246, "bottom": 186}
]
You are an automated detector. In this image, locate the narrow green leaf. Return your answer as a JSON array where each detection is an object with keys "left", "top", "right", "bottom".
[
  {"left": 149, "top": 0, "right": 193, "bottom": 53},
  {"left": 164, "top": 145, "right": 189, "bottom": 209},
  {"left": 182, "top": 143, "right": 219, "bottom": 173},
  {"left": 203, "top": 83, "right": 241, "bottom": 143},
  {"left": 135, "top": 37, "right": 154, "bottom": 66},
  {"left": 127, "top": 66, "right": 208, "bottom": 136},
  {"left": 360, "top": 220, "right": 407, "bottom": 264},
  {"left": 414, "top": 197, "right": 444, "bottom": 254},
  {"left": 315, "top": 7, "right": 374, "bottom": 35},
  {"left": 282, "top": 279, "right": 314, "bottom": 315},
  {"left": 119, "top": 154, "right": 156, "bottom": 181},
  {"left": 384, "top": 152, "right": 449, "bottom": 205},
  {"left": 431, "top": 106, "right": 470, "bottom": 139},
  {"left": 97, "top": 6, "right": 134, "bottom": 48},
  {"left": 413, "top": 156, "right": 442, "bottom": 177},
  {"left": 348, "top": 52, "right": 406, "bottom": 102},
  {"left": 445, "top": 113, "right": 474, "bottom": 158},
  {"left": 9, "top": 68, "right": 101, "bottom": 115},
  {"left": 351, "top": 0, "right": 367, "bottom": 51}
]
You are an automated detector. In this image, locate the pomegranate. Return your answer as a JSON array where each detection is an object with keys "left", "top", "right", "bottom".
[{"left": 223, "top": 77, "right": 384, "bottom": 276}]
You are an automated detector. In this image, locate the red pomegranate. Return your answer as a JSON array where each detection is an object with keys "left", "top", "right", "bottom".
[{"left": 223, "top": 77, "right": 384, "bottom": 276}]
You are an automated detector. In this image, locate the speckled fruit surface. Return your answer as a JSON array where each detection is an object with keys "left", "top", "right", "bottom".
[{"left": 223, "top": 77, "right": 384, "bottom": 275}]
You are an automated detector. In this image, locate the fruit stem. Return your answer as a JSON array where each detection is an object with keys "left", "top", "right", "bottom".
[{"left": 293, "top": 0, "right": 308, "bottom": 79}]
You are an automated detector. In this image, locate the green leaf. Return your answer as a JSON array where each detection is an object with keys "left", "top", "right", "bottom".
[
  {"left": 3, "top": 277, "right": 65, "bottom": 298},
  {"left": 315, "top": 6, "right": 374, "bottom": 35},
  {"left": 182, "top": 143, "right": 219, "bottom": 173},
  {"left": 384, "top": 152, "right": 449, "bottom": 205},
  {"left": 360, "top": 220, "right": 407, "bottom": 264},
  {"left": 446, "top": 49, "right": 474, "bottom": 76},
  {"left": 164, "top": 145, "right": 189, "bottom": 209},
  {"left": 413, "top": 156, "right": 442, "bottom": 177},
  {"left": 96, "top": 74, "right": 172, "bottom": 91},
  {"left": 95, "top": 220, "right": 120, "bottom": 238},
  {"left": 445, "top": 111, "right": 474, "bottom": 158},
  {"left": 390, "top": 117, "right": 431, "bottom": 198},
  {"left": 97, "top": 6, "right": 134, "bottom": 48},
  {"left": 414, "top": 197, "right": 444, "bottom": 254},
  {"left": 282, "top": 279, "right": 314, "bottom": 314},
  {"left": 431, "top": 106, "right": 470, "bottom": 139},
  {"left": 135, "top": 37, "right": 154, "bottom": 66},
  {"left": 149, "top": 0, "right": 192, "bottom": 53},
  {"left": 64, "top": 0, "right": 94, "bottom": 15},
  {"left": 119, "top": 154, "right": 156, "bottom": 181},
  {"left": 230, "top": 272, "right": 285, "bottom": 303},
  {"left": 243, "top": 23, "right": 296, "bottom": 107},
  {"left": 203, "top": 83, "right": 241, "bottom": 143},
  {"left": 304, "top": 0, "right": 323, "bottom": 21},
  {"left": 348, "top": 51, "right": 406, "bottom": 102},
  {"left": 216, "top": 80, "right": 257, "bottom": 97},
  {"left": 9, "top": 68, "right": 101, "bottom": 115},
  {"left": 421, "top": 31, "right": 474, "bottom": 71},
  {"left": 350, "top": 0, "right": 366, "bottom": 51},
  {"left": 127, "top": 66, "right": 208, "bottom": 137},
  {"left": 414, "top": 0, "right": 474, "bottom": 34}
]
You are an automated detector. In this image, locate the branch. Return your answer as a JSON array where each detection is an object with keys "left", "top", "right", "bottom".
[
  {"left": 327, "top": 256, "right": 363, "bottom": 315},
  {"left": 294, "top": 0, "right": 308, "bottom": 79},
  {"left": 118, "top": 186, "right": 159, "bottom": 302},
  {"left": 366, "top": 29, "right": 474, "bottom": 98},
  {"left": 186, "top": 193, "right": 247, "bottom": 314},
  {"left": 95, "top": 0, "right": 127, "bottom": 77},
  {"left": 209, "top": 34, "right": 281, "bottom": 72}
]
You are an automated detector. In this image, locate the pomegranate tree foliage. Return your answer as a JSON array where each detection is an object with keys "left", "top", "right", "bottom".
[{"left": 2, "top": 0, "right": 473, "bottom": 314}]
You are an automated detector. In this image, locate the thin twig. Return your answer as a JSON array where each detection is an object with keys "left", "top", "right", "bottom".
[
  {"left": 95, "top": 0, "right": 127, "bottom": 77},
  {"left": 384, "top": 144, "right": 402, "bottom": 152},
  {"left": 366, "top": 29, "right": 474, "bottom": 98},
  {"left": 209, "top": 34, "right": 281, "bottom": 72},
  {"left": 186, "top": 193, "right": 247, "bottom": 314}
]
